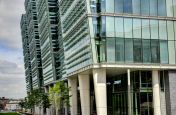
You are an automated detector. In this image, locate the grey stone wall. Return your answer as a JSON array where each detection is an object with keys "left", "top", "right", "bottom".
[{"left": 166, "top": 71, "right": 176, "bottom": 115}]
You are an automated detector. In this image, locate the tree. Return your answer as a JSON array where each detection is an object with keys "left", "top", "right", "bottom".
[
  {"left": 21, "top": 89, "right": 50, "bottom": 114},
  {"left": 49, "top": 81, "right": 70, "bottom": 115}
]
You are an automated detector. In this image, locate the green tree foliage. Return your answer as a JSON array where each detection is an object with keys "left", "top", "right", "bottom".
[
  {"left": 49, "top": 81, "right": 70, "bottom": 114},
  {"left": 20, "top": 89, "right": 50, "bottom": 111}
]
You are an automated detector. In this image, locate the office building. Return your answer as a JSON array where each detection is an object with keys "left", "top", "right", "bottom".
[{"left": 21, "top": 0, "right": 176, "bottom": 115}]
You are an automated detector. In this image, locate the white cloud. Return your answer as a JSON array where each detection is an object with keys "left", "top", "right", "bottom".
[
  {"left": 0, "top": 59, "right": 27, "bottom": 99},
  {"left": 0, "top": 0, "right": 25, "bottom": 49}
]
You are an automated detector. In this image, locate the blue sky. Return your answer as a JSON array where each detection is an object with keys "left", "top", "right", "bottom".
[{"left": 0, "top": 0, "right": 26, "bottom": 98}]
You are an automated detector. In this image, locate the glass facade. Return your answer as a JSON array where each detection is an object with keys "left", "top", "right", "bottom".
[
  {"left": 97, "top": 0, "right": 176, "bottom": 17},
  {"left": 94, "top": 16, "right": 176, "bottom": 64},
  {"left": 107, "top": 71, "right": 153, "bottom": 115}
]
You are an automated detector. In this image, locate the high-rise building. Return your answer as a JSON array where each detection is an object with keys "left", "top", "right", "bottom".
[
  {"left": 24, "top": 0, "right": 43, "bottom": 89},
  {"left": 20, "top": 14, "right": 33, "bottom": 93},
  {"left": 21, "top": 0, "right": 176, "bottom": 115}
]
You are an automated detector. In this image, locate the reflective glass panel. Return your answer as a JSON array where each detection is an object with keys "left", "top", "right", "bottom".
[
  {"left": 115, "top": 0, "right": 123, "bottom": 13},
  {"left": 134, "top": 39, "right": 142, "bottom": 62},
  {"left": 167, "top": 21, "right": 175, "bottom": 40},
  {"left": 106, "top": 0, "right": 114, "bottom": 13},
  {"left": 159, "top": 20, "right": 167, "bottom": 40},
  {"left": 133, "top": 18, "right": 141, "bottom": 38},
  {"left": 116, "top": 38, "right": 124, "bottom": 62},
  {"left": 168, "top": 41, "right": 175, "bottom": 64},
  {"left": 160, "top": 40, "right": 168, "bottom": 64},
  {"left": 106, "top": 17, "right": 115, "bottom": 37},
  {"left": 173, "top": 0, "right": 176, "bottom": 17},
  {"left": 124, "top": 18, "right": 132, "bottom": 38},
  {"left": 166, "top": 0, "right": 173, "bottom": 17},
  {"left": 158, "top": 0, "right": 166, "bottom": 16},
  {"left": 143, "top": 40, "right": 151, "bottom": 63},
  {"left": 141, "top": 0, "right": 149, "bottom": 15},
  {"left": 150, "top": 20, "right": 159, "bottom": 39},
  {"left": 151, "top": 40, "right": 160, "bottom": 63},
  {"left": 150, "top": 0, "right": 157, "bottom": 16},
  {"left": 115, "top": 17, "right": 124, "bottom": 37},
  {"left": 142, "top": 19, "right": 150, "bottom": 39},
  {"left": 101, "top": 0, "right": 106, "bottom": 12},
  {"left": 125, "top": 39, "right": 133, "bottom": 62},
  {"left": 124, "top": 0, "right": 132, "bottom": 13},
  {"left": 107, "top": 38, "right": 115, "bottom": 62},
  {"left": 101, "top": 16, "right": 106, "bottom": 37},
  {"left": 132, "top": 0, "right": 140, "bottom": 15}
]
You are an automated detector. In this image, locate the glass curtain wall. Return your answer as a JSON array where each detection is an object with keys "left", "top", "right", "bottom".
[
  {"left": 107, "top": 71, "right": 153, "bottom": 115},
  {"left": 99, "top": 0, "right": 173, "bottom": 17},
  {"left": 101, "top": 16, "right": 176, "bottom": 64}
]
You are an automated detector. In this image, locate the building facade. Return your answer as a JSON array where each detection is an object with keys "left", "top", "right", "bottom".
[
  {"left": 20, "top": 14, "right": 33, "bottom": 92},
  {"left": 21, "top": 0, "right": 176, "bottom": 115},
  {"left": 24, "top": 0, "right": 43, "bottom": 89}
]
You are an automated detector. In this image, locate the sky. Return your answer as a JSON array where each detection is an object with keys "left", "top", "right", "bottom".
[{"left": 0, "top": 0, "right": 27, "bottom": 98}]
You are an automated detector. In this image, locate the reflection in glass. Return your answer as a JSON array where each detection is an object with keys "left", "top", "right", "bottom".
[
  {"left": 141, "top": 0, "right": 149, "bottom": 15},
  {"left": 133, "top": 18, "right": 141, "bottom": 38},
  {"left": 167, "top": 21, "right": 174, "bottom": 40},
  {"left": 125, "top": 39, "right": 133, "bottom": 62},
  {"left": 106, "top": 17, "right": 115, "bottom": 37},
  {"left": 134, "top": 39, "right": 142, "bottom": 62},
  {"left": 142, "top": 19, "right": 150, "bottom": 39},
  {"left": 124, "top": 0, "right": 132, "bottom": 13},
  {"left": 115, "top": 17, "right": 124, "bottom": 37},
  {"left": 107, "top": 38, "right": 115, "bottom": 62},
  {"left": 101, "top": 0, "right": 106, "bottom": 12},
  {"left": 124, "top": 18, "right": 132, "bottom": 38},
  {"left": 159, "top": 20, "right": 167, "bottom": 40},
  {"left": 160, "top": 40, "right": 168, "bottom": 64},
  {"left": 168, "top": 41, "right": 175, "bottom": 64},
  {"left": 150, "top": 0, "right": 157, "bottom": 16},
  {"left": 158, "top": 0, "right": 166, "bottom": 16},
  {"left": 150, "top": 20, "right": 158, "bottom": 39},
  {"left": 106, "top": 0, "right": 114, "bottom": 13},
  {"left": 151, "top": 40, "right": 160, "bottom": 63},
  {"left": 115, "top": 0, "right": 123, "bottom": 13},
  {"left": 166, "top": 0, "right": 174, "bottom": 17},
  {"left": 101, "top": 16, "right": 106, "bottom": 36},
  {"left": 143, "top": 40, "right": 151, "bottom": 63},
  {"left": 116, "top": 38, "right": 124, "bottom": 62},
  {"left": 132, "top": 0, "right": 140, "bottom": 15}
]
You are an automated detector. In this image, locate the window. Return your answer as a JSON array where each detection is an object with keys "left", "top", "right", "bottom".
[
  {"left": 115, "top": 0, "right": 123, "bottom": 13},
  {"left": 167, "top": 21, "right": 174, "bottom": 40},
  {"left": 124, "top": 0, "right": 132, "bottom": 13},
  {"left": 168, "top": 41, "right": 175, "bottom": 64},
  {"left": 116, "top": 38, "right": 124, "bottom": 62},
  {"left": 166, "top": 0, "right": 173, "bottom": 17},
  {"left": 134, "top": 39, "right": 142, "bottom": 62},
  {"left": 150, "top": 0, "right": 157, "bottom": 16},
  {"left": 160, "top": 40, "right": 168, "bottom": 64},
  {"left": 115, "top": 17, "right": 124, "bottom": 37},
  {"left": 106, "top": 17, "right": 115, "bottom": 37},
  {"left": 142, "top": 19, "right": 150, "bottom": 39},
  {"left": 107, "top": 38, "right": 115, "bottom": 62},
  {"left": 101, "top": 16, "right": 106, "bottom": 36},
  {"left": 125, "top": 39, "right": 133, "bottom": 62},
  {"left": 106, "top": 0, "right": 114, "bottom": 13},
  {"left": 151, "top": 40, "right": 160, "bottom": 63},
  {"left": 132, "top": 0, "right": 140, "bottom": 15},
  {"left": 143, "top": 40, "right": 151, "bottom": 63},
  {"left": 133, "top": 18, "right": 141, "bottom": 38},
  {"left": 159, "top": 20, "right": 167, "bottom": 40},
  {"left": 141, "top": 0, "right": 149, "bottom": 15},
  {"left": 158, "top": 0, "right": 166, "bottom": 16},
  {"left": 124, "top": 18, "right": 132, "bottom": 38},
  {"left": 150, "top": 20, "right": 158, "bottom": 39}
]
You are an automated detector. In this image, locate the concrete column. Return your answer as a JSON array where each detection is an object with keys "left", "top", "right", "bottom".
[
  {"left": 152, "top": 70, "right": 161, "bottom": 115},
  {"left": 127, "top": 69, "right": 132, "bottom": 115},
  {"left": 78, "top": 74, "right": 90, "bottom": 115},
  {"left": 93, "top": 68, "right": 107, "bottom": 115},
  {"left": 68, "top": 77, "right": 77, "bottom": 115}
]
